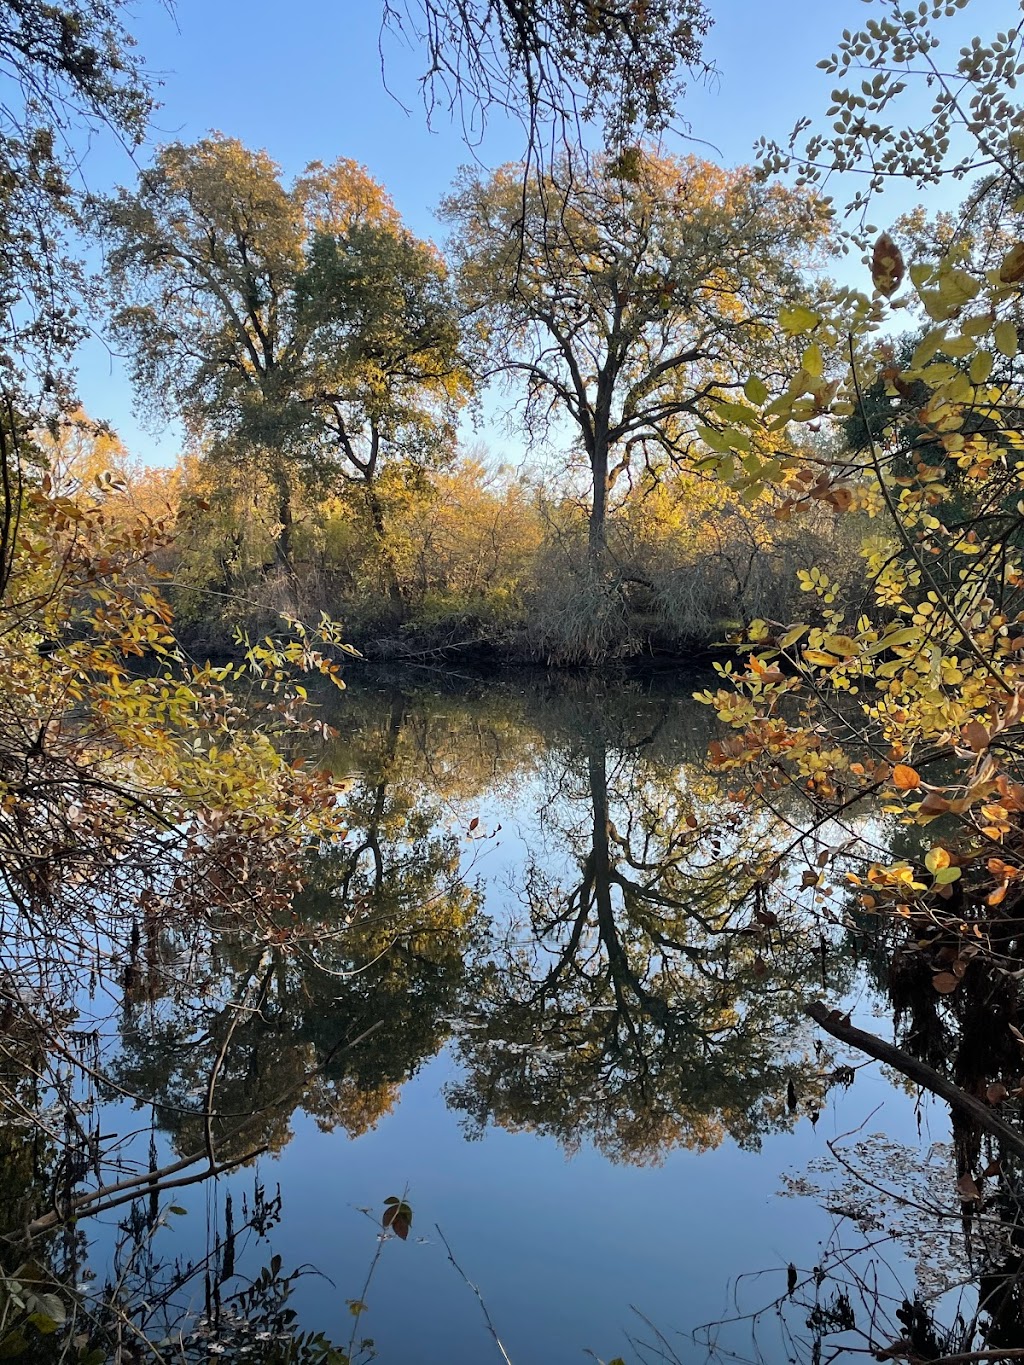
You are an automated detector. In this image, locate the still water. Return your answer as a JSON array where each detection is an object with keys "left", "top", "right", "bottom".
[{"left": 47, "top": 670, "right": 950, "bottom": 1361}]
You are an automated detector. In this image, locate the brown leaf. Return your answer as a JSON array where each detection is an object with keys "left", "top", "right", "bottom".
[
  {"left": 986, "top": 1082, "right": 1009, "bottom": 1105},
  {"left": 963, "top": 720, "right": 990, "bottom": 752},
  {"left": 932, "top": 971, "right": 960, "bottom": 993},
  {"left": 982, "top": 1159, "right": 1003, "bottom": 1178},
  {"left": 1000, "top": 241, "right": 1024, "bottom": 284},
  {"left": 382, "top": 1197, "right": 412, "bottom": 1240},
  {"left": 872, "top": 231, "right": 905, "bottom": 296},
  {"left": 956, "top": 1172, "right": 981, "bottom": 1201}
]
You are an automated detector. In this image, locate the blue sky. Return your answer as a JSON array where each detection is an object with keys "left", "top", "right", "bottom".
[{"left": 77, "top": 0, "right": 1017, "bottom": 462}]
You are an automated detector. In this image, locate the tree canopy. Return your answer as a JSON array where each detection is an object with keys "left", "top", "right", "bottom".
[{"left": 385, "top": 0, "right": 713, "bottom": 152}]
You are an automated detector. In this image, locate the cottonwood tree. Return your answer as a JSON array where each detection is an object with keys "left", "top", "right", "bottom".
[
  {"left": 98, "top": 135, "right": 469, "bottom": 574},
  {"left": 441, "top": 150, "right": 828, "bottom": 567}
]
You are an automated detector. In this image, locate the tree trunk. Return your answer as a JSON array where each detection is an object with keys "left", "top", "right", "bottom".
[
  {"left": 589, "top": 437, "right": 609, "bottom": 565},
  {"left": 270, "top": 463, "right": 294, "bottom": 574},
  {"left": 365, "top": 481, "right": 403, "bottom": 606},
  {"left": 589, "top": 374, "right": 614, "bottom": 565}
]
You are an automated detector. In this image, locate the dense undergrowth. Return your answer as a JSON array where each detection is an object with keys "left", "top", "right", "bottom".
[{"left": 97, "top": 448, "right": 866, "bottom": 666}]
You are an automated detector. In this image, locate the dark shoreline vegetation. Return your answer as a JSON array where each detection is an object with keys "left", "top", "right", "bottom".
[{"left": 8, "top": 0, "right": 1024, "bottom": 1362}]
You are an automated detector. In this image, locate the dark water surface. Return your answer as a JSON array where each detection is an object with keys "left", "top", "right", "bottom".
[{"left": 57, "top": 670, "right": 942, "bottom": 1362}]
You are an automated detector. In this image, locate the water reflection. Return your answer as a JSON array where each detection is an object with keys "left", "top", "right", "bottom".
[
  {"left": 443, "top": 692, "right": 851, "bottom": 1161},
  {"left": 100, "top": 672, "right": 853, "bottom": 1169},
  {"left": 110, "top": 694, "right": 482, "bottom": 1156}
]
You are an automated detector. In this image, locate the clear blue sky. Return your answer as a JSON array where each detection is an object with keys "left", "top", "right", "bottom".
[{"left": 77, "top": 0, "right": 1015, "bottom": 462}]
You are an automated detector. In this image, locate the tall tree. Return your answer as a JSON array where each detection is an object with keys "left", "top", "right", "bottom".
[
  {"left": 442, "top": 150, "right": 828, "bottom": 563},
  {"left": 98, "top": 136, "right": 468, "bottom": 572}
]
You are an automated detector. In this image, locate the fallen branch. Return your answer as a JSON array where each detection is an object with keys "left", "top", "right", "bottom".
[{"left": 806, "top": 1000, "right": 1024, "bottom": 1161}]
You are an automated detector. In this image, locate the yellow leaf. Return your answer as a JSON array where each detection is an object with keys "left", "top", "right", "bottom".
[
  {"left": 801, "top": 342, "right": 824, "bottom": 378},
  {"left": 995, "top": 320, "right": 1019, "bottom": 358},
  {"left": 779, "top": 624, "right": 809, "bottom": 648},
  {"left": 910, "top": 328, "right": 946, "bottom": 368},
  {"left": 822, "top": 634, "right": 858, "bottom": 657},
  {"left": 969, "top": 350, "right": 994, "bottom": 384},
  {"left": 779, "top": 305, "right": 821, "bottom": 336},
  {"left": 924, "top": 846, "right": 950, "bottom": 873}
]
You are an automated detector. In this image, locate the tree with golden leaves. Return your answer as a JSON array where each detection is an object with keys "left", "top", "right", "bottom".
[{"left": 98, "top": 136, "right": 469, "bottom": 577}]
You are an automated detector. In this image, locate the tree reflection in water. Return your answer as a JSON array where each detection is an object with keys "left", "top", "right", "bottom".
[{"left": 444, "top": 689, "right": 854, "bottom": 1162}]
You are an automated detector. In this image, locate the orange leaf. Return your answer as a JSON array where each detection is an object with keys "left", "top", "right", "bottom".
[{"left": 892, "top": 764, "right": 921, "bottom": 791}]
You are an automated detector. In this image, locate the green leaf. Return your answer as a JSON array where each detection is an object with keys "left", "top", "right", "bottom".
[{"left": 26, "top": 1313, "right": 59, "bottom": 1336}]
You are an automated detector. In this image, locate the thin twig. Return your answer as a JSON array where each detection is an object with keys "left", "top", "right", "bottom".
[{"left": 435, "top": 1223, "right": 514, "bottom": 1365}]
